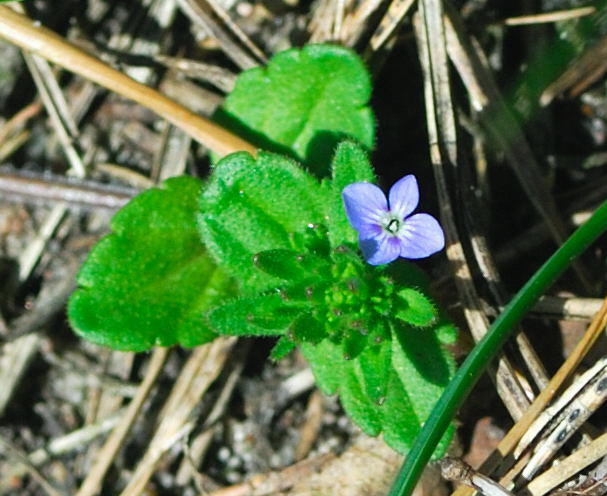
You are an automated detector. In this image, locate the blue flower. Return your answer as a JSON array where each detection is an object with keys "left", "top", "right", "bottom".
[{"left": 342, "top": 175, "right": 445, "bottom": 265}]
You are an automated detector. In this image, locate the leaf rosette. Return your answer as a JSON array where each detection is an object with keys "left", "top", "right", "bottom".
[{"left": 199, "top": 141, "right": 457, "bottom": 455}]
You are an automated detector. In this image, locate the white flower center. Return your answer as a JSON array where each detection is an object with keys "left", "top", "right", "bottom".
[{"left": 381, "top": 213, "right": 402, "bottom": 236}]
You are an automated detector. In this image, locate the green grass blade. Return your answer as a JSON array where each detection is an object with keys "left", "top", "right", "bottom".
[{"left": 388, "top": 198, "right": 607, "bottom": 496}]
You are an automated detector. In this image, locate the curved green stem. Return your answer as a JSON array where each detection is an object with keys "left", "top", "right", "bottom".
[{"left": 388, "top": 199, "right": 607, "bottom": 496}]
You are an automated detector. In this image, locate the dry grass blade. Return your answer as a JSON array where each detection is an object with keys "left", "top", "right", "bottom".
[
  {"left": 204, "top": 0, "right": 267, "bottom": 64},
  {"left": 0, "top": 101, "right": 41, "bottom": 145},
  {"left": 175, "top": 352, "right": 245, "bottom": 487},
  {"left": 176, "top": 0, "right": 260, "bottom": 70},
  {"left": 155, "top": 55, "right": 237, "bottom": 93},
  {"left": 415, "top": 0, "right": 531, "bottom": 420},
  {"left": 365, "top": 0, "right": 416, "bottom": 57},
  {"left": 451, "top": 296, "right": 607, "bottom": 496},
  {"left": 119, "top": 338, "right": 236, "bottom": 496},
  {"left": 502, "top": 6, "right": 596, "bottom": 26},
  {"left": 525, "top": 431, "right": 607, "bottom": 496},
  {"left": 514, "top": 356, "right": 607, "bottom": 459},
  {"left": 0, "top": 410, "right": 124, "bottom": 491},
  {"left": 0, "top": 437, "right": 64, "bottom": 496},
  {"left": 22, "top": 53, "right": 85, "bottom": 175},
  {"left": 342, "top": 0, "right": 385, "bottom": 47},
  {"left": 443, "top": 3, "right": 593, "bottom": 291},
  {"left": 0, "top": 5, "right": 255, "bottom": 157},
  {"left": 75, "top": 347, "right": 170, "bottom": 496},
  {"left": 533, "top": 296, "right": 603, "bottom": 321},
  {"left": 541, "top": 35, "right": 607, "bottom": 106}
]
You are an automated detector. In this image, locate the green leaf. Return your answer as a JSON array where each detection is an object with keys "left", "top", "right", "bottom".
[
  {"left": 341, "top": 359, "right": 383, "bottom": 435},
  {"left": 395, "top": 288, "right": 438, "bottom": 327},
  {"left": 435, "top": 320, "right": 459, "bottom": 346},
  {"left": 358, "top": 342, "right": 391, "bottom": 405},
  {"left": 209, "top": 294, "right": 304, "bottom": 336},
  {"left": 300, "top": 319, "right": 456, "bottom": 455},
  {"left": 253, "top": 249, "right": 329, "bottom": 282},
  {"left": 215, "top": 44, "right": 375, "bottom": 176},
  {"left": 342, "top": 329, "right": 368, "bottom": 360},
  {"left": 68, "top": 176, "right": 233, "bottom": 351},
  {"left": 290, "top": 312, "right": 325, "bottom": 344},
  {"left": 198, "top": 151, "right": 328, "bottom": 294},
  {"left": 327, "top": 141, "right": 376, "bottom": 248},
  {"left": 270, "top": 336, "right": 297, "bottom": 361},
  {"left": 390, "top": 323, "right": 455, "bottom": 442},
  {"left": 300, "top": 340, "right": 345, "bottom": 394}
]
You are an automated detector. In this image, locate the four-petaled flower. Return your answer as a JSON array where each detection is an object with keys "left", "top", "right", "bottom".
[{"left": 342, "top": 175, "right": 445, "bottom": 265}]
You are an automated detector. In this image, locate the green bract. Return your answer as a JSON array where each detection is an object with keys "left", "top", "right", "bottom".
[
  {"left": 68, "top": 177, "right": 234, "bottom": 351},
  {"left": 199, "top": 142, "right": 457, "bottom": 454},
  {"left": 215, "top": 44, "right": 375, "bottom": 176}
]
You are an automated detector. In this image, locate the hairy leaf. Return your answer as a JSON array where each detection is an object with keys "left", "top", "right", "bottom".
[
  {"left": 327, "top": 141, "right": 376, "bottom": 248},
  {"left": 395, "top": 288, "right": 438, "bottom": 327},
  {"left": 215, "top": 44, "right": 375, "bottom": 176},
  {"left": 209, "top": 294, "right": 305, "bottom": 336},
  {"left": 290, "top": 312, "right": 325, "bottom": 344},
  {"left": 69, "top": 176, "right": 233, "bottom": 351},
  {"left": 198, "top": 151, "right": 327, "bottom": 294},
  {"left": 300, "top": 319, "right": 456, "bottom": 456},
  {"left": 253, "top": 249, "right": 329, "bottom": 282},
  {"left": 270, "top": 336, "right": 297, "bottom": 361}
]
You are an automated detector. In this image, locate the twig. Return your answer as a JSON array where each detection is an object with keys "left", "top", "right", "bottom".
[
  {"left": 205, "top": 452, "right": 336, "bottom": 496},
  {"left": 440, "top": 458, "right": 514, "bottom": 496},
  {"left": 0, "top": 168, "right": 139, "bottom": 210},
  {"left": 0, "top": 6, "right": 256, "bottom": 157}
]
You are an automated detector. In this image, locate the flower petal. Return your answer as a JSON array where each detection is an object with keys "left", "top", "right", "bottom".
[
  {"left": 398, "top": 213, "right": 445, "bottom": 259},
  {"left": 342, "top": 182, "right": 388, "bottom": 232},
  {"left": 388, "top": 175, "right": 419, "bottom": 220},
  {"left": 360, "top": 233, "right": 401, "bottom": 265}
]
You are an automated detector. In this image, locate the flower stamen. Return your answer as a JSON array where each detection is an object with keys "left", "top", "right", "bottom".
[{"left": 385, "top": 218, "right": 400, "bottom": 234}]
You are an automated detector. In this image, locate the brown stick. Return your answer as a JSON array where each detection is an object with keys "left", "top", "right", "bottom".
[{"left": 0, "top": 6, "right": 256, "bottom": 157}]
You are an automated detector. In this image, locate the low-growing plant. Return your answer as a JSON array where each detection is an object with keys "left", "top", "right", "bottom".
[{"left": 68, "top": 44, "right": 457, "bottom": 456}]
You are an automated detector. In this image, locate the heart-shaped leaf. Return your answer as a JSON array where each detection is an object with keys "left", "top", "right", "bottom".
[
  {"left": 215, "top": 44, "right": 375, "bottom": 176},
  {"left": 68, "top": 176, "right": 234, "bottom": 351}
]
